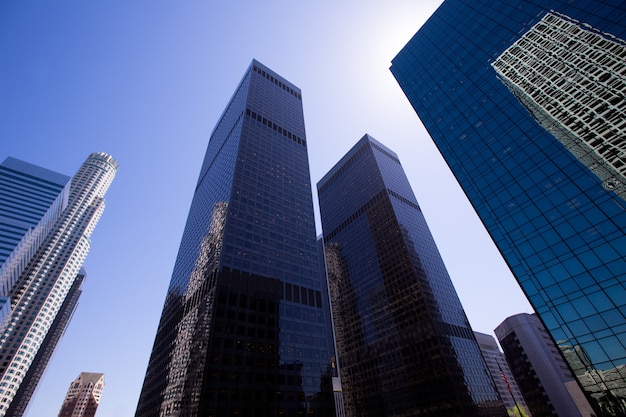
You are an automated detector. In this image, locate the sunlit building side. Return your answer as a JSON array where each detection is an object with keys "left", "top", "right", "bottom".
[
  {"left": 57, "top": 372, "right": 105, "bottom": 417},
  {"left": 0, "top": 158, "right": 70, "bottom": 332},
  {"left": 7, "top": 269, "right": 86, "bottom": 417},
  {"left": 0, "top": 153, "right": 118, "bottom": 416},
  {"left": 495, "top": 313, "right": 595, "bottom": 417},
  {"left": 474, "top": 331, "right": 531, "bottom": 417}
]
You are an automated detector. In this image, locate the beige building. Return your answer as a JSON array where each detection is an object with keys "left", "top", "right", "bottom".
[{"left": 58, "top": 372, "right": 105, "bottom": 417}]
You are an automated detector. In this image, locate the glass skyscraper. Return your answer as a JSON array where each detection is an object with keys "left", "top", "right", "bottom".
[
  {"left": 0, "top": 152, "right": 118, "bottom": 416},
  {"left": 0, "top": 157, "right": 70, "bottom": 267},
  {"left": 318, "top": 134, "right": 506, "bottom": 417},
  {"left": 390, "top": 1, "right": 626, "bottom": 414},
  {"left": 0, "top": 158, "right": 70, "bottom": 297},
  {"left": 135, "top": 60, "right": 336, "bottom": 417}
]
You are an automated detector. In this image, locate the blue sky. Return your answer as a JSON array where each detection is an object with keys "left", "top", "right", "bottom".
[{"left": 1, "top": 1, "right": 533, "bottom": 415}]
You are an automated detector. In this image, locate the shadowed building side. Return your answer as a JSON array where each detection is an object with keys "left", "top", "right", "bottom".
[
  {"left": 135, "top": 60, "right": 337, "bottom": 417},
  {"left": 318, "top": 134, "right": 507, "bottom": 417}
]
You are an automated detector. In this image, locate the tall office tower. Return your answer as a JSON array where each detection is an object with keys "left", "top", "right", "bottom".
[
  {"left": 0, "top": 157, "right": 70, "bottom": 267},
  {"left": 57, "top": 372, "right": 105, "bottom": 417},
  {"left": 495, "top": 314, "right": 595, "bottom": 417},
  {"left": 390, "top": 1, "right": 626, "bottom": 413},
  {"left": 474, "top": 332, "right": 530, "bottom": 417},
  {"left": 135, "top": 60, "right": 336, "bottom": 416},
  {"left": 0, "top": 152, "right": 118, "bottom": 416},
  {"left": 6, "top": 269, "right": 86, "bottom": 417},
  {"left": 317, "top": 134, "right": 506, "bottom": 417}
]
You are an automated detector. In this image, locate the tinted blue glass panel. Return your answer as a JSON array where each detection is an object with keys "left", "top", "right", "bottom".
[{"left": 391, "top": 0, "right": 626, "bottom": 410}]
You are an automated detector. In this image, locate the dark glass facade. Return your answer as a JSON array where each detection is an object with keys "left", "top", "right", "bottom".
[
  {"left": 391, "top": 1, "right": 626, "bottom": 414},
  {"left": 317, "top": 134, "right": 506, "bottom": 417},
  {"left": 135, "top": 60, "right": 336, "bottom": 417}
]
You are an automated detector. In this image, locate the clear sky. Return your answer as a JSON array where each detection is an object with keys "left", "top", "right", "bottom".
[{"left": 1, "top": 1, "right": 533, "bottom": 415}]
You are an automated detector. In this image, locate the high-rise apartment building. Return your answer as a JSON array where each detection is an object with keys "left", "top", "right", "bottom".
[
  {"left": 474, "top": 332, "right": 530, "bottom": 417},
  {"left": 0, "top": 152, "right": 118, "bottom": 416},
  {"left": 57, "top": 372, "right": 105, "bottom": 417},
  {"left": 317, "top": 134, "right": 506, "bottom": 417},
  {"left": 135, "top": 60, "right": 337, "bottom": 416},
  {"left": 390, "top": 1, "right": 626, "bottom": 413},
  {"left": 495, "top": 313, "right": 595, "bottom": 417}
]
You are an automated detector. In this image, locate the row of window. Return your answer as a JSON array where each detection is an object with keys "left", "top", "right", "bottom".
[
  {"left": 218, "top": 267, "right": 323, "bottom": 310},
  {"left": 245, "top": 108, "right": 306, "bottom": 148},
  {"left": 323, "top": 190, "right": 386, "bottom": 242},
  {"left": 252, "top": 65, "right": 301, "bottom": 100},
  {"left": 318, "top": 144, "right": 371, "bottom": 195},
  {"left": 370, "top": 142, "right": 400, "bottom": 165}
]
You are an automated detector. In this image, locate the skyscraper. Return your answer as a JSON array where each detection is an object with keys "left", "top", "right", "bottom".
[
  {"left": 7, "top": 269, "right": 86, "bottom": 417},
  {"left": 390, "top": 1, "right": 626, "bottom": 413},
  {"left": 473, "top": 332, "right": 530, "bottom": 417},
  {"left": 495, "top": 313, "right": 594, "bottom": 417},
  {"left": 57, "top": 372, "right": 105, "bottom": 417},
  {"left": 0, "top": 157, "right": 70, "bottom": 267},
  {"left": 135, "top": 60, "right": 337, "bottom": 416},
  {"left": 0, "top": 152, "right": 118, "bottom": 416},
  {"left": 317, "top": 134, "right": 506, "bottom": 417},
  {"left": 0, "top": 158, "right": 71, "bottom": 329}
]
